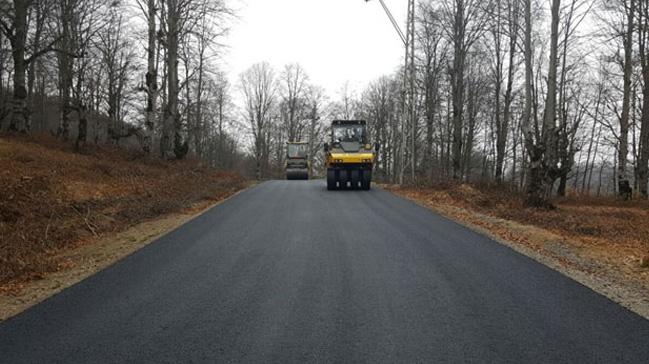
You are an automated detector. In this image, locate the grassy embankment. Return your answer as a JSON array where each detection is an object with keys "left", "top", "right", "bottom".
[{"left": 0, "top": 135, "right": 247, "bottom": 290}]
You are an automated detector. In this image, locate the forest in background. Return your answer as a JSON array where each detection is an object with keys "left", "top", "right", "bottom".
[{"left": 0, "top": 0, "right": 648, "bottom": 207}]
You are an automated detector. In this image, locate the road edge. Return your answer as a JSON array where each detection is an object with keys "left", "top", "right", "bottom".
[
  {"left": 0, "top": 183, "right": 256, "bottom": 322},
  {"left": 382, "top": 187, "right": 649, "bottom": 321}
]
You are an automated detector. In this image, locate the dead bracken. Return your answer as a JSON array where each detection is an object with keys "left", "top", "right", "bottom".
[{"left": 0, "top": 136, "right": 246, "bottom": 289}]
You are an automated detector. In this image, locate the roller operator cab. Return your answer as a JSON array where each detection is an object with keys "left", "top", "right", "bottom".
[
  {"left": 286, "top": 142, "right": 310, "bottom": 180},
  {"left": 324, "top": 120, "right": 378, "bottom": 190}
]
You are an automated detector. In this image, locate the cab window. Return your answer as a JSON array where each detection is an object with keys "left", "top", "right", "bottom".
[
  {"left": 333, "top": 126, "right": 364, "bottom": 143},
  {"left": 287, "top": 144, "right": 307, "bottom": 158}
]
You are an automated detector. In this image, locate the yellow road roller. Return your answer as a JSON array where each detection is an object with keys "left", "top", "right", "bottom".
[{"left": 324, "top": 120, "right": 377, "bottom": 190}]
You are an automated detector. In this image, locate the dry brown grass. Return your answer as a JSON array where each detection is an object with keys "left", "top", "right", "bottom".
[{"left": 0, "top": 135, "right": 246, "bottom": 286}]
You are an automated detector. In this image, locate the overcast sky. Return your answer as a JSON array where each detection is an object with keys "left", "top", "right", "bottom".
[{"left": 224, "top": 0, "right": 407, "bottom": 98}]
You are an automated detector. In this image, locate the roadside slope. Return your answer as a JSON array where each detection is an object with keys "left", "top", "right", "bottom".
[
  {"left": 386, "top": 183, "right": 649, "bottom": 318},
  {"left": 0, "top": 136, "right": 247, "bottom": 290}
]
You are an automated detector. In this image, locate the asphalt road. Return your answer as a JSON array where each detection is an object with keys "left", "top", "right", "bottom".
[{"left": 1, "top": 180, "right": 649, "bottom": 363}]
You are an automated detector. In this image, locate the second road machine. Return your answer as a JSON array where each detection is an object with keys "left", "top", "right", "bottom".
[{"left": 286, "top": 142, "right": 309, "bottom": 180}]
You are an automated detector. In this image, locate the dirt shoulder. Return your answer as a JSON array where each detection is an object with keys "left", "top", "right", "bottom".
[
  {"left": 0, "top": 196, "right": 248, "bottom": 321},
  {"left": 384, "top": 184, "right": 649, "bottom": 320},
  {"left": 0, "top": 136, "right": 250, "bottom": 320}
]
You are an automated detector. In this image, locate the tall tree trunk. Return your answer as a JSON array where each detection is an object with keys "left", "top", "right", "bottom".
[
  {"left": 555, "top": 0, "right": 576, "bottom": 198},
  {"left": 195, "top": 49, "right": 205, "bottom": 157},
  {"left": 497, "top": 0, "right": 519, "bottom": 184},
  {"left": 619, "top": 0, "right": 635, "bottom": 196},
  {"left": 26, "top": 3, "right": 44, "bottom": 132},
  {"left": 596, "top": 161, "right": 605, "bottom": 196},
  {"left": 524, "top": 0, "right": 561, "bottom": 207},
  {"left": 463, "top": 87, "right": 477, "bottom": 180},
  {"left": 8, "top": 0, "right": 29, "bottom": 133},
  {"left": 582, "top": 83, "right": 602, "bottom": 192},
  {"left": 451, "top": 0, "right": 466, "bottom": 180},
  {"left": 184, "top": 56, "right": 192, "bottom": 151},
  {"left": 522, "top": 0, "right": 536, "bottom": 201},
  {"left": 425, "top": 73, "right": 438, "bottom": 183},
  {"left": 493, "top": 23, "right": 503, "bottom": 183},
  {"left": 557, "top": 173, "right": 568, "bottom": 197},
  {"left": 75, "top": 103, "right": 88, "bottom": 151},
  {"left": 522, "top": 0, "right": 547, "bottom": 207},
  {"left": 57, "top": 3, "right": 72, "bottom": 141},
  {"left": 165, "top": 0, "right": 186, "bottom": 159},
  {"left": 638, "top": 0, "right": 649, "bottom": 197},
  {"left": 143, "top": 0, "right": 157, "bottom": 153},
  {"left": 542, "top": 0, "right": 560, "bottom": 164},
  {"left": 639, "top": 76, "right": 649, "bottom": 197},
  {"left": 408, "top": 0, "right": 416, "bottom": 182}
]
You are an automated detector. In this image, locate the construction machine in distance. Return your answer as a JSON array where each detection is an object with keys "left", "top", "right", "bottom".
[
  {"left": 324, "top": 120, "right": 378, "bottom": 190},
  {"left": 285, "top": 142, "right": 310, "bottom": 180}
]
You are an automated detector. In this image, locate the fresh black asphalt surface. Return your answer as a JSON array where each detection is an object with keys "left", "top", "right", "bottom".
[{"left": 1, "top": 180, "right": 649, "bottom": 363}]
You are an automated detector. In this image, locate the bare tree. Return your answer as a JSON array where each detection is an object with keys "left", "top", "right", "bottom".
[
  {"left": 363, "top": 75, "right": 400, "bottom": 179},
  {"left": 417, "top": 1, "right": 447, "bottom": 182},
  {"left": 55, "top": 0, "right": 75, "bottom": 140},
  {"left": 637, "top": 0, "right": 649, "bottom": 196},
  {"left": 334, "top": 81, "right": 356, "bottom": 120},
  {"left": 440, "top": 0, "right": 492, "bottom": 180},
  {"left": 279, "top": 63, "right": 308, "bottom": 142},
  {"left": 97, "top": 3, "right": 135, "bottom": 146},
  {"left": 240, "top": 62, "right": 276, "bottom": 180},
  {"left": 492, "top": 0, "right": 520, "bottom": 184},
  {"left": 0, "top": 0, "right": 57, "bottom": 132},
  {"left": 134, "top": 0, "right": 159, "bottom": 153},
  {"left": 161, "top": 0, "right": 183, "bottom": 157},
  {"left": 616, "top": 0, "right": 635, "bottom": 195},
  {"left": 521, "top": 0, "right": 541, "bottom": 206},
  {"left": 159, "top": 0, "right": 229, "bottom": 158}
]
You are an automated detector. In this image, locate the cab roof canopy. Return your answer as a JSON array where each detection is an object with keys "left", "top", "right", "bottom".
[{"left": 332, "top": 120, "right": 366, "bottom": 126}]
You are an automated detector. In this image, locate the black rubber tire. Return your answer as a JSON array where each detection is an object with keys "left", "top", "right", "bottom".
[
  {"left": 327, "top": 169, "right": 336, "bottom": 190},
  {"left": 350, "top": 170, "right": 360, "bottom": 190},
  {"left": 361, "top": 169, "right": 372, "bottom": 190},
  {"left": 338, "top": 170, "right": 349, "bottom": 189}
]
